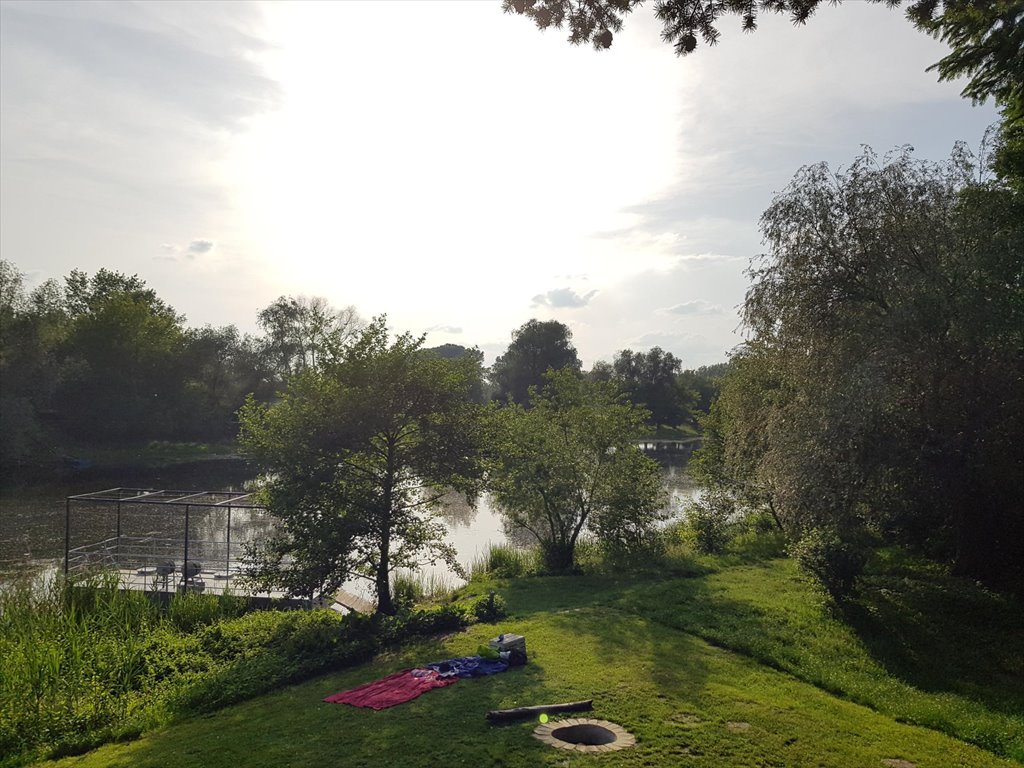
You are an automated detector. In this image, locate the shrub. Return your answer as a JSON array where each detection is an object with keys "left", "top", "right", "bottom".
[
  {"left": 683, "top": 497, "right": 732, "bottom": 554},
  {"left": 471, "top": 592, "right": 507, "bottom": 623},
  {"left": 0, "top": 575, "right": 470, "bottom": 767},
  {"left": 790, "top": 527, "right": 868, "bottom": 600}
]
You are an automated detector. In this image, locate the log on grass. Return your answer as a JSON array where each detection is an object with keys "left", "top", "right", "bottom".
[{"left": 486, "top": 699, "right": 594, "bottom": 723}]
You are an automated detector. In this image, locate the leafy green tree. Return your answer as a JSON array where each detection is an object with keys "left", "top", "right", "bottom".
[
  {"left": 425, "top": 344, "right": 488, "bottom": 402},
  {"left": 177, "top": 324, "right": 266, "bottom": 439},
  {"left": 238, "top": 317, "right": 485, "bottom": 614},
  {"left": 490, "top": 319, "right": 582, "bottom": 404},
  {"left": 503, "top": 0, "right": 1020, "bottom": 91},
  {"left": 612, "top": 346, "right": 690, "bottom": 428},
  {"left": 504, "top": 1, "right": 1024, "bottom": 185},
  {"left": 57, "top": 270, "right": 188, "bottom": 440},
  {"left": 256, "top": 295, "right": 364, "bottom": 380},
  {"left": 698, "top": 144, "right": 1024, "bottom": 592},
  {"left": 488, "top": 368, "right": 665, "bottom": 570},
  {"left": 677, "top": 361, "right": 731, "bottom": 421}
]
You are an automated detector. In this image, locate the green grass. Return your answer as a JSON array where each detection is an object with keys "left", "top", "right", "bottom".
[
  {"left": 605, "top": 557, "right": 1024, "bottom": 761},
  {"left": 36, "top": 553, "right": 1023, "bottom": 768},
  {"left": 0, "top": 575, "right": 463, "bottom": 767}
]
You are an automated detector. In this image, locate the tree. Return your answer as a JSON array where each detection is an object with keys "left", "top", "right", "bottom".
[
  {"left": 677, "top": 361, "right": 731, "bottom": 420},
  {"left": 502, "top": 0, "right": 1021, "bottom": 94},
  {"left": 612, "top": 346, "right": 689, "bottom": 427},
  {"left": 238, "top": 317, "right": 486, "bottom": 614},
  {"left": 488, "top": 368, "right": 665, "bottom": 570},
  {"left": 424, "top": 344, "right": 488, "bottom": 402},
  {"left": 56, "top": 269, "right": 188, "bottom": 440},
  {"left": 504, "top": 1, "right": 1024, "bottom": 185},
  {"left": 490, "top": 319, "right": 582, "bottom": 404},
  {"left": 696, "top": 144, "right": 1024, "bottom": 593},
  {"left": 256, "top": 295, "right": 364, "bottom": 379}
]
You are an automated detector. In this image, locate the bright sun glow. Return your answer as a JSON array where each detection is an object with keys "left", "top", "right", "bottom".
[{"left": 222, "top": 2, "right": 688, "bottom": 344}]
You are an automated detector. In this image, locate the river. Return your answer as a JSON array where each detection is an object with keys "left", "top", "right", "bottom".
[{"left": 0, "top": 450, "right": 697, "bottom": 587}]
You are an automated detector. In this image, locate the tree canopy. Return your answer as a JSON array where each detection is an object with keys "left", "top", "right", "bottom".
[
  {"left": 611, "top": 346, "right": 689, "bottom": 427},
  {"left": 488, "top": 368, "right": 665, "bottom": 570},
  {"left": 238, "top": 317, "right": 486, "bottom": 614},
  {"left": 503, "top": 0, "right": 1021, "bottom": 101},
  {"left": 490, "top": 318, "right": 582, "bottom": 404},
  {"left": 504, "top": 1, "right": 1024, "bottom": 186},
  {"left": 694, "top": 144, "right": 1024, "bottom": 594}
]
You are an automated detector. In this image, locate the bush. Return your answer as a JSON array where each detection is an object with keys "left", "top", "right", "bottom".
[
  {"left": 683, "top": 497, "right": 732, "bottom": 554},
  {"left": 470, "top": 593, "right": 508, "bottom": 623},
  {"left": 790, "top": 527, "right": 868, "bottom": 600}
]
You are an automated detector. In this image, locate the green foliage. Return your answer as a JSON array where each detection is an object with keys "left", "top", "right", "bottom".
[
  {"left": 469, "top": 592, "right": 508, "bottom": 623},
  {"left": 504, "top": 1, "right": 1022, "bottom": 109},
  {"left": 699, "top": 145, "right": 1024, "bottom": 593},
  {"left": 256, "top": 295, "right": 364, "bottom": 378},
  {"left": 488, "top": 368, "right": 666, "bottom": 571},
  {"left": 609, "top": 346, "right": 691, "bottom": 428},
  {"left": 472, "top": 543, "right": 538, "bottom": 579},
  {"left": 0, "top": 572, "right": 469, "bottom": 768},
  {"left": 489, "top": 318, "right": 581, "bottom": 405},
  {"left": 789, "top": 527, "right": 869, "bottom": 600},
  {"left": 238, "top": 316, "right": 486, "bottom": 614},
  {"left": 682, "top": 494, "right": 733, "bottom": 555}
]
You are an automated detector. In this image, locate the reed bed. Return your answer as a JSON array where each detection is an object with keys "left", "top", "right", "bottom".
[{"left": 0, "top": 572, "right": 250, "bottom": 763}]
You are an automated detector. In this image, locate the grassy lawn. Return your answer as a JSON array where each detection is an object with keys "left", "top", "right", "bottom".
[{"left": 41, "top": 562, "right": 1021, "bottom": 768}]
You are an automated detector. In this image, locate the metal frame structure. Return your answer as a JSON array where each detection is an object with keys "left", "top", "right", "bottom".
[{"left": 64, "top": 487, "right": 266, "bottom": 592}]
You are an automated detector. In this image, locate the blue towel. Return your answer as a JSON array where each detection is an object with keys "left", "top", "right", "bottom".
[{"left": 426, "top": 655, "right": 509, "bottom": 678}]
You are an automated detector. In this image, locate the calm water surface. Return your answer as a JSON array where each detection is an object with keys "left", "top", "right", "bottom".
[{"left": 0, "top": 451, "right": 697, "bottom": 585}]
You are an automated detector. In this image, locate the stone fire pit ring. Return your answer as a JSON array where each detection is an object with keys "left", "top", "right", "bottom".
[{"left": 533, "top": 718, "right": 636, "bottom": 753}]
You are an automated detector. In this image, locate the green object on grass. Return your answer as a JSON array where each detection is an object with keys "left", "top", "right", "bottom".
[{"left": 477, "top": 644, "right": 499, "bottom": 660}]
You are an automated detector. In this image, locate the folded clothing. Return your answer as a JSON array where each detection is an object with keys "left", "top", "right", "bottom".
[
  {"left": 426, "top": 655, "right": 509, "bottom": 678},
  {"left": 323, "top": 668, "right": 457, "bottom": 709}
]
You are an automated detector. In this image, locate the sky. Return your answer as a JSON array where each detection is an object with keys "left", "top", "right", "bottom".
[{"left": 0, "top": 0, "right": 999, "bottom": 368}]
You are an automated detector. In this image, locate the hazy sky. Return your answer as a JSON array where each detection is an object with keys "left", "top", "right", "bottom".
[{"left": 0, "top": 0, "right": 998, "bottom": 367}]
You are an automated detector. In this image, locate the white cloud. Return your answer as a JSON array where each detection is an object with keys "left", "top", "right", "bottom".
[
  {"left": 531, "top": 288, "right": 599, "bottom": 309},
  {"left": 188, "top": 239, "right": 215, "bottom": 254},
  {"left": 663, "top": 300, "right": 722, "bottom": 316},
  {"left": 425, "top": 325, "right": 462, "bottom": 334}
]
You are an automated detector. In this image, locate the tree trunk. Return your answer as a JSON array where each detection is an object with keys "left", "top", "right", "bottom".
[
  {"left": 542, "top": 540, "right": 575, "bottom": 572},
  {"left": 376, "top": 440, "right": 397, "bottom": 616},
  {"left": 376, "top": 524, "right": 395, "bottom": 615}
]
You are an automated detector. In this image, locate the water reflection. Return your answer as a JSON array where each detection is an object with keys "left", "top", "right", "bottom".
[{"left": 1, "top": 451, "right": 698, "bottom": 586}]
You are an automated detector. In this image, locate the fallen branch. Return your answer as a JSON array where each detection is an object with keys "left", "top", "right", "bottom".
[{"left": 486, "top": 699, "right": 594, "bottom": 723}]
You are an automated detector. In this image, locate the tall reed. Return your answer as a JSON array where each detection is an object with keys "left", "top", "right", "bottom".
[
  {"left": 469, "top": 543, "right": 539, "bottom": 579},
  {"left": 0, "top": 572, "right": 253, "bottom": 766}
]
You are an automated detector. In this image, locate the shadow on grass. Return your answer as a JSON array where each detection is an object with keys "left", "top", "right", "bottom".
[
  {"left": 841, "top": 570, "right": 1024, "bottom": 717},
  {"left": 608, "top": 558, "right": 1024, "bottom": 761}
]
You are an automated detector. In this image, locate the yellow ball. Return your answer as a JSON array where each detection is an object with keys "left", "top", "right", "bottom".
[{"left": 539, "top": 713, "right": 549, "bottom": 724}]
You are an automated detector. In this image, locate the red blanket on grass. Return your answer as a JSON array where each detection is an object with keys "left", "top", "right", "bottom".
[{"left": 323, "top": 669, "right": 457, "bottom": 709}]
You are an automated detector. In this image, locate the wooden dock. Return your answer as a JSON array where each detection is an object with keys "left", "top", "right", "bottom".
[
  {"left": 83, "top": 568, "right": 375, "bottom": 613},
  {"left": 331, "top": 588, "right": 376, "bottom": 614}
]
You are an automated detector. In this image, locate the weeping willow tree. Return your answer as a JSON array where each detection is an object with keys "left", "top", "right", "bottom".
[{"left": 696, "top": 144, "right": 1024, "bottom": 594}]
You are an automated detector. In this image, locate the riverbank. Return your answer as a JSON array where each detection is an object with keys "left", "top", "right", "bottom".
[
  {"left": 0, "top": 441, "right": 242, "bottom": 486},
  {"left": 19, "top": 544, "right": 1023, "bottom": 768}
]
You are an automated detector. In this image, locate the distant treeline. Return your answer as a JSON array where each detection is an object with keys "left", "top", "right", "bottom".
[{"left": 0, "top": 261, "right": 725, "bottom": 466}]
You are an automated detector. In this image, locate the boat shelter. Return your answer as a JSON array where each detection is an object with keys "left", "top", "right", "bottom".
[
  {"left": 63, "top": 487, "right": 375, "bottom": 612},
  {"left": 64, "top": 487, "right": 272, "bottom": 598}
]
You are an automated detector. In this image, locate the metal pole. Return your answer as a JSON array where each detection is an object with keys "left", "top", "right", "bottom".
[
  {"left": 64, "top": 498, "right": 71, "bottom": 576},
  {"left": 226, "top": 505, "right": 232, "bottom": 576},
  {"left": 116, "top": 500, "right": 122, "bottom": 566},
  {"left": 183, "top": 504, "right": 190, "bottom": 592}
]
